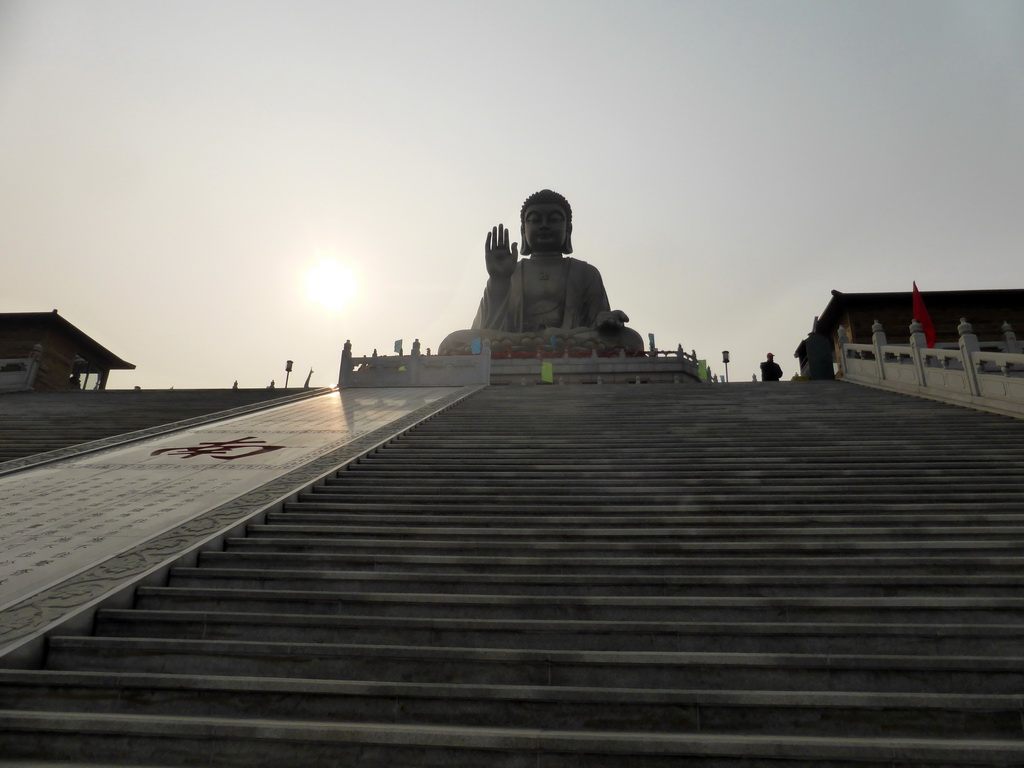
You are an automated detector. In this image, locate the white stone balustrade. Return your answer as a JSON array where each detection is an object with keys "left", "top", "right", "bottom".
[
  {"left": 339, "top": 341, "right": 492, "bottom": 388},
  {"left": 339, "top": 341, "right": 704, "bottom": 387},
  {"left": 839, "top": 320, "right": 1024, "bottom": 418}
]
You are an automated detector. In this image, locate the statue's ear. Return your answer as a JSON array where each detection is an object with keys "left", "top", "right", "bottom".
[
  {"left": 563, "top": 224, "right": 573, "bottom": 255},
  {"left": 520, "top": 223, "right": 532, "bottom": 256}
]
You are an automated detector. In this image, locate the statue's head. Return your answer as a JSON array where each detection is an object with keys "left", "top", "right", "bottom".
[{"left": 520, "top": 189, "right": 573, "bottom": 255}]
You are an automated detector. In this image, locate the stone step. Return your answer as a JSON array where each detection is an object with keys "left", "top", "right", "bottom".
[
  {"left": 1, "top": 670, "right": 1020, "bottom": 740},
  {"left": 43, "top": 636, "right": 1024, "bottom": 695},
  {"left": 243, "top": 522, "right": 1024, "bottom": 543},
  {"left": 379, "top": 442, "right": 1024, "bottom": 456},
  {"left": 4, "top": 710, "right": 1024, "bottom": 767},
  {"left": 341, "top": 460, "right": 1024, "bottom": 477},
  {"left": 167, "top": 566, "right": 1024, "bottom": 597},
  {"left": 401, "top": 416, "right": 1016, "bottom": 427},
  {"left": 220, "top": 535, "right": 1024, "bottom": 558},
  {"left": 379, "top": 430, "right": 1015, "bottom": 441},
  {"left": 368, "top": 422, "right": 1020, "bottom": 437},
  {"left": 331, "top": 463, "right": 1024, "bottom": 478},
  {"left": 196, "top": 549, "right": 1024, "bottom": 576},
  {"left": 287, "top": 498, "right": 1024, "bottom": 513},
  {"left": 129, "top": 586, "right": 1024, "bottom": 625},
  {"left": 272, "top": 508, "right": 1024, "bottom": 528},
  {"left": 398, "top": 418, "right": 1021, "bottom": 430},
  {"left": 338, "top": 464, "right": 1024, "bottom": 480},
  {"left": 352, "top": 448, "right": 1024, "bottom": 464},
  {"left": 318, "top": 477, "right": 1024, "bottom": 493},
  {"left": 94, "top": 608, "right": 1024, "bottom": 656},
  {"left": 300, "top": 489, "right": 1024, "bottom": 505},
  {"left": 382, "top": 438, "right": 1024, "bottom": 450},
  {"left": 0, "top": 762, "right": 169, "bottom": 768}
]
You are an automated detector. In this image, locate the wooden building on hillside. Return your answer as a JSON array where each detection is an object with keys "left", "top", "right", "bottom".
[
  {"left": 796, "top": 289, "right": 1024, "bottom": 378},
  {"left": 0, "top": 311, "right": 135, "bottom": 391}
]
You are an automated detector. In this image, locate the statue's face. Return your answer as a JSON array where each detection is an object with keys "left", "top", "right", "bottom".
[{"left": 522, "top": 203, "right": 569, "bottom": 253}]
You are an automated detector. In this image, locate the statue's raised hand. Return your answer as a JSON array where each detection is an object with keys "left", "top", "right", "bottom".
[{"left": 485, "top": 224, "right": 518, "bottom": 280}]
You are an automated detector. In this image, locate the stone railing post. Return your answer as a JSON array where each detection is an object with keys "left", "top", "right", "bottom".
[
  {"left": 958, "top": 318, "right": 982, "bottom": 397},
  {"left": 837, "top": 326, "right": 850, "bottom": 378},
  {"left": 26, "top": 343, "right": 43, "bottom": 390},
  {"left": 908, "top": 319, "right": 928, "bottom": 386},
  {"left": 410, "top": 338, "right": 421, "bottom": 385},
  {"left": 338, "top": 340, "right": 353, "bottom": 388},
  {"left": 1002, "top": 321, "right": 1020, "bottom": 354},
  {"left": 481, "top": 339, "right": 492, "bottom": 384},
  {"left": 870, "top": 320, "right": 887, "bottom": 380}
]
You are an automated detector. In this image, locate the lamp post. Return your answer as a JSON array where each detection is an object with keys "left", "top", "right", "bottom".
[
  {"left": 284, "top": 360, "right": 293, "bottom": 388},
  {"left": 722, "top": 351, "right": 730, "bottom": 383}
]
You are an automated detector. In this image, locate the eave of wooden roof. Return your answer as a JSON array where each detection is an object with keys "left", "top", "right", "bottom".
[
  {"left": 0, "top": 311, "right": 135, "bottom": 370},
  {"left": 814, "top": 288, "right": 1024, "bottom": 334}
]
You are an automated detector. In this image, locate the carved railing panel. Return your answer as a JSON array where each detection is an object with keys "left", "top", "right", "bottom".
[{"left": 838, "top": 321, "right": 1024, "bottom": 418}]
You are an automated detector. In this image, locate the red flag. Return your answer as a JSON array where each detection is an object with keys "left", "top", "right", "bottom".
[{"left": 912, "top": 282, "right": 936, "bottom": 348}]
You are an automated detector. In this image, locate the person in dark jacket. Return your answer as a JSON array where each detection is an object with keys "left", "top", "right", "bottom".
[{"left": 760, "top": 353, "right": 783, "bottom": 382}]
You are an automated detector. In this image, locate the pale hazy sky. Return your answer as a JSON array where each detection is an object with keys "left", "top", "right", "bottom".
[{"left": 2, "top": 0, "right": 1022, "bottom": 388}]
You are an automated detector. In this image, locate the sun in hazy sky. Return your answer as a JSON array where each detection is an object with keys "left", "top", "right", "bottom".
[{"left": 304, "top": 258, "right": 357, "bottom": 312}]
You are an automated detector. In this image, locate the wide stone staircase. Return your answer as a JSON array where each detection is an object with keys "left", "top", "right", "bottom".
[{"left": 3, "top": 381, "right": 1024, "bottom": 766}]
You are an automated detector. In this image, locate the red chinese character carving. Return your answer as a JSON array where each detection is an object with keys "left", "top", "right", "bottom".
[{"left": 151, "top": 436, "right": 286, "bottom": 461}]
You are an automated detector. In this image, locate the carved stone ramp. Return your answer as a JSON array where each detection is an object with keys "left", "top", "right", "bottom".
[{"left": 4, "top": 381, "right": 1024, "bottom": 766}]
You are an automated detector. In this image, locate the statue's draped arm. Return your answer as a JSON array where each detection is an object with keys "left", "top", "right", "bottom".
[{"left": 562, "top": 259, "right": 611, "bottom": 329}]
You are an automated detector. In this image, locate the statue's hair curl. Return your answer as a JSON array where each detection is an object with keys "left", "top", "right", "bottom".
[{"left": 520, "top": 189, "right": 572, "bottom": 226}]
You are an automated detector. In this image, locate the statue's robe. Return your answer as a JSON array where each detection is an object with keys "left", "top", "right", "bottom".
[{"left": 472, "top": 258, "right": 610, "bottom": 333}]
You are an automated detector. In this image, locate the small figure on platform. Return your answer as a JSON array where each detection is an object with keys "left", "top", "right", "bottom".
[{"left": 760, "top": 353, "right": 783, "bottom": 382}]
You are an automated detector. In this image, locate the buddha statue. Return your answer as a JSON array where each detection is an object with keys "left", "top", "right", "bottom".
[{"left": 438, "top": 189, "right": 644, "bottom": 355}]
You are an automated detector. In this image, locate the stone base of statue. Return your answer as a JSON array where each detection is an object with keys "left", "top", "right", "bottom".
[
  {"left": 438, "top": 326, "right": 646, "bottom": 357},
  {"left": 339, "top": 340, "right": 703, "bottom": 388},
  {"left": 339, "top": 344, "right": 491, "bottom": 388},
  {"left": 488, "top": 349, "right": 702, "bottom": 385}
]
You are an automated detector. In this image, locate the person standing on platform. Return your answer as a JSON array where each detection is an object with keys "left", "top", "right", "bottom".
[{"left": 760, "top": 353, "right": 783, "bottom": 382}]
